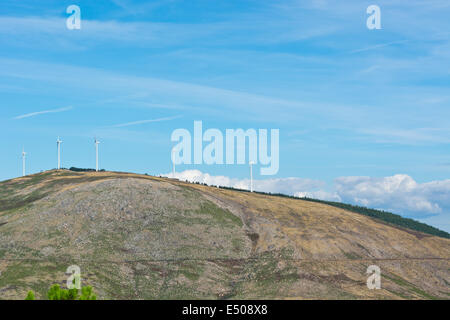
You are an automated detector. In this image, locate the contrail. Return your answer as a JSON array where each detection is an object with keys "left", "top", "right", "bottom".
[
  {"left": 14, "top": 106, "right": 73, "bottom": 119},
  {"left": 112, "top": 115, "right": 182, "bottom": 128},
  {"left": 349, "top": 40, "right": 410, "bottom": 54}
]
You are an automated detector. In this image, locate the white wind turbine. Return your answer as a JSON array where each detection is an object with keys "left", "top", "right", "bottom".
[
  {"left": 56, "top": 137, "right": 62, "bottom": 170},
  {"left": 249, "top": 161, "right": 255, "bottom": 192},
  {"left": 95, "top": 137, "right": 100, "bottom": 172},
  {"left": 22, "top": 148, "right": 27, "bottom": 176}
]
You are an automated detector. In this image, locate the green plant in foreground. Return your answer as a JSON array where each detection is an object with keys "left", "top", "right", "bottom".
[
  {"left": 25, "top": 285, "right": 97, "bottom": 300},
  {"left": 79, "top": 286, "right": 97, "bottom": 300},
  {"left": 47, "top": 284, "right": 79, "bottom": 300},
  {"left": 25, "top": 290, "right": 35, "bottom": 300}
]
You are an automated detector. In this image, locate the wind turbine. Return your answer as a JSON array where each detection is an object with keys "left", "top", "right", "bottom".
[
  {"left": 56, "top": 137, "right": 62, "bottom": 170},
  {"left": 249, "top": 161, "right": 254, "bottom": 192},
  {"left": 22, "top": 148, "right": 26, "bottom": 176},
  {"left": 94, "top": 137, "right": 100, "bottom": 172}
]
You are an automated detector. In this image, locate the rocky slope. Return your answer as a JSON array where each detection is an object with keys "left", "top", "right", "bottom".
[{"left": 0, "top": 170, "right": 448, "bottom": 299}]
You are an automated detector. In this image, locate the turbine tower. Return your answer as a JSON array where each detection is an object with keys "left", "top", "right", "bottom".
[
  {"left": 22, "top": 148, "right": 26, "bottom": 176},
  {"left": 95, "top": 137, "right": 100, "bottom": 172},
  {"left": 249, "top": 161, "right": 255, "bottom": 192},
  {"left": 56, "top": 137, "right": 62, "bottom": 170}
]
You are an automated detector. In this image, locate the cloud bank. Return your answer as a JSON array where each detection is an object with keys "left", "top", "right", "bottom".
[{"left": 163, "top": 169, "right": 325, "bottom": 195}]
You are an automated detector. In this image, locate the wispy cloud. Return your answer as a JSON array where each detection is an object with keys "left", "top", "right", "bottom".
[
  {"left": 357, "top": 127, "right": 450, "bottom": 145},
  {"left": 111, "top": 115, "right": 182, "bottom": 128},
  {"left": 14, "top": 106, "right": 72, "bottom": 119},
  {"left": 0, "top": 58, "right": 325, "bottom": 122},
  {"left": 110, "top": 0, "right": 171, "bottom": 16},
  {"left": 0, "top": 14, "right": 336, "bottom": 49},
  {"left": 349, "top": 40, "right": 411, "bottom": 54}
]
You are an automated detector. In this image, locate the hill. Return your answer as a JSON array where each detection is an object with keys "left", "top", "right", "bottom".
[
  {"left": 213, "top": 186, "right": 450, "bottom": 239},
  {"left": 0, "top": 170, "right": 449, "bottom": 299}
]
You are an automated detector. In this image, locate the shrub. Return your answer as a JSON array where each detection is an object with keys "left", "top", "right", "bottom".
[
  {"left": 25, "top": 291, "right": 35, "bottom": 300},
  {"left": 26, "top": 285, "right": 97, "bottom": 300}
]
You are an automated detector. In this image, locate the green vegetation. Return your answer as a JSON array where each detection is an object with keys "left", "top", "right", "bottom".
[
  {"left": 342, "top": 251, "right": 362, "bottom": 260},
  {"left": 68, "top": 167, "right": 105, "bottom": 172},
  {"left": 383, "top": 273, "right": 439, "bottom": 300},
  {"left": 196, "top": 202, "right": 243, "bottom": 228},
  {"left": 25, "top": 284, "right": 97, "bottom": 300},
  {"left": 25, "top": 291, "right": 35, "bottom": 300}
]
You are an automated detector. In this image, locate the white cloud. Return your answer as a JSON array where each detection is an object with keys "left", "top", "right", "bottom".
[
  {"left": 162, "top": 169, "right": 324, "bottom": 195},
  {"left": 334, "top": 174, "right": 450, "bottom": 216},
  {"left": 294, "top": 190, "right": 341, "bottom": 202},
  {"left": 0, "top": 15, "right": 335, "bottom": 47},
  {"left": 0, "top": 58, "right": 355, "bottom": 124}
]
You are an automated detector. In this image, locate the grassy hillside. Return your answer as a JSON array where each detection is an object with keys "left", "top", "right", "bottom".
[
  {"left": 212, "top": 186, "right": 450, "bottom": 239},
  {"left": 300, "top": 198, "right": 450, "bottom": 239},
  {"left": 0, "top": 170, "right": 449, "bottom": 300}
]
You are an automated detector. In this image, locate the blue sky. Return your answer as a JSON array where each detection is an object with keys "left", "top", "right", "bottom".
[{"left": 0, "top": 0, "right": 449, "bottom": 231}]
